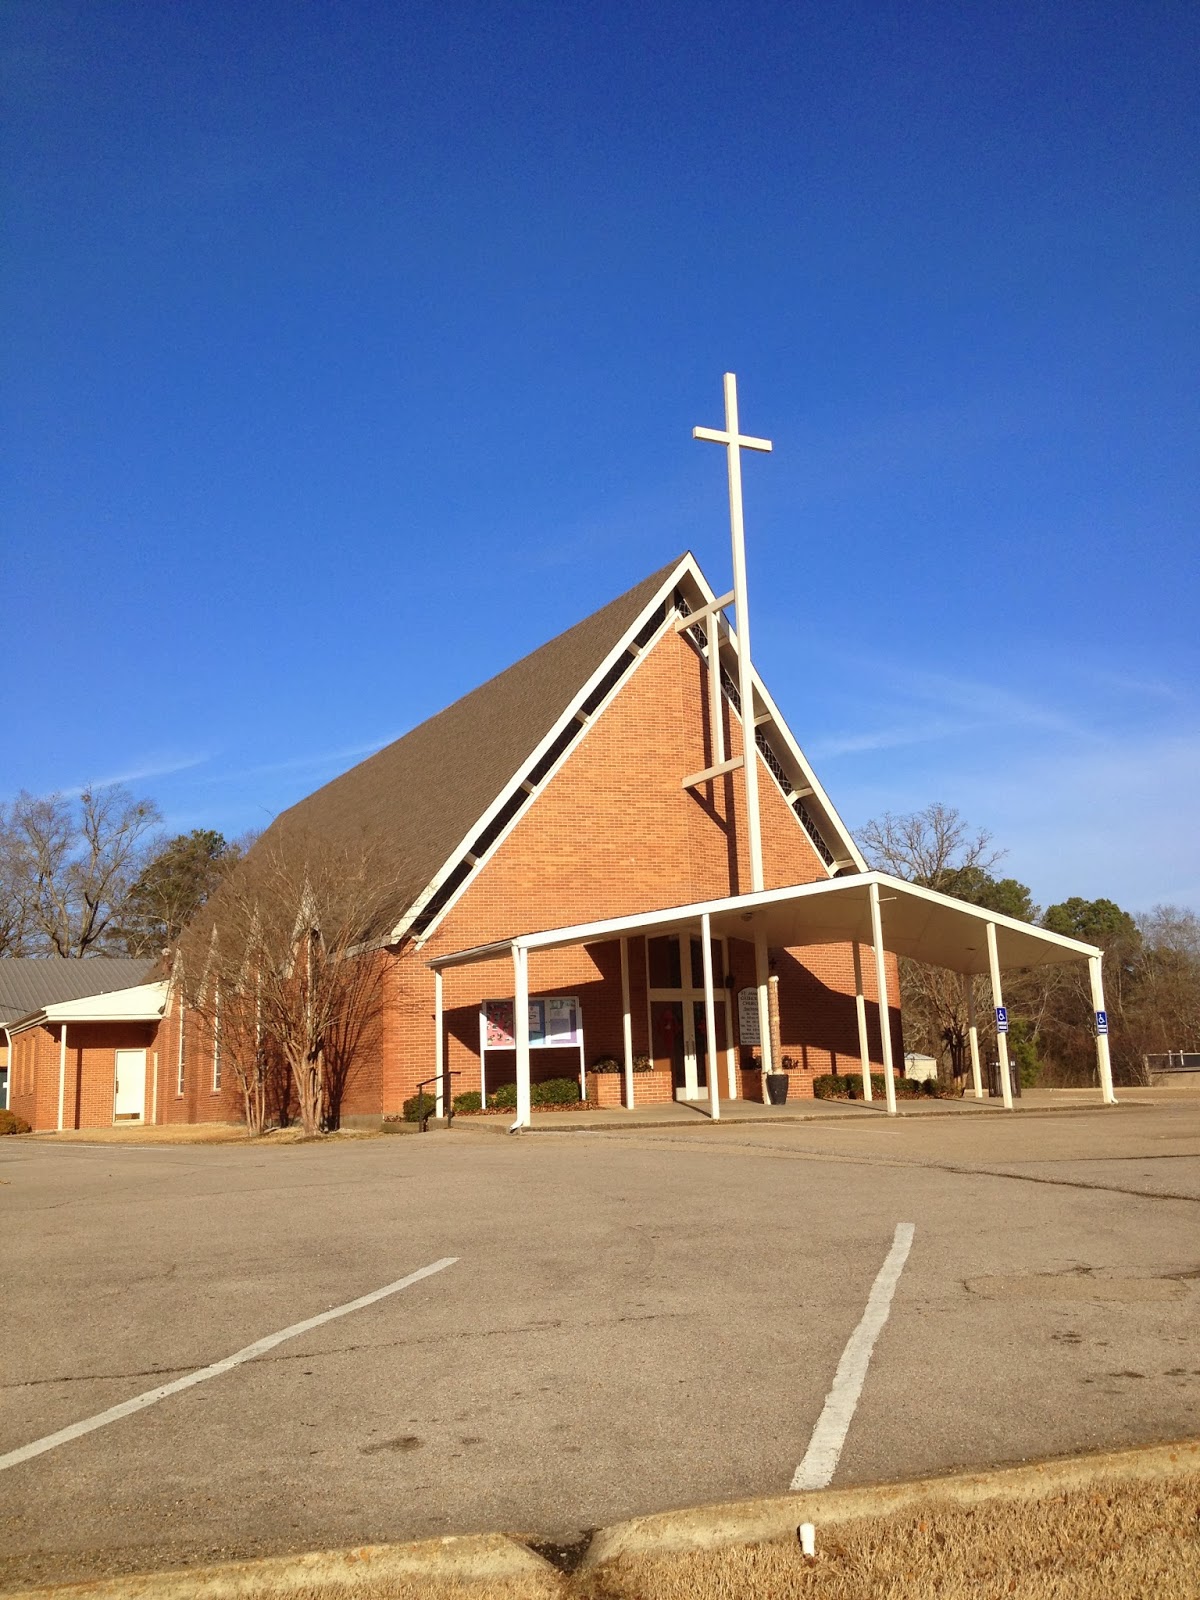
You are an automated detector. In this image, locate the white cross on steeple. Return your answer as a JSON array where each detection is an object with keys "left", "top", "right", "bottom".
[{"left": 693, "top": 373, "right": 772, "bottom": 895}]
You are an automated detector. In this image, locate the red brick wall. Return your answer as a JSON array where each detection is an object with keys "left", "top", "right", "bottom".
[
  {"left": 8, "top": 1021, "right": 164, "bottom": 1130},
  {"left": 376, "top": 623, "right": 879, "bottom": 1113},
  {"left": 156, "top": 615, "right": 899, "bottom": 1125}
]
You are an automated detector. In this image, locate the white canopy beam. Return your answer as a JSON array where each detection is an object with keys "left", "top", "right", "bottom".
[
  {"left": 986, "top": 921, "right": 1014, "bottom": 1110},
  {"left": 852, "top": 942, "right": 873, "bottom": 1102},
  {"left": 513, "top": 943, "right": 531, "bottom": 1129},
  {"left": 868, "top": 882, "right": 898, "bottom": 1115},
  {"left": 964, "top": 973, "right": 984, "bottom": 1100},
  {"left": 701, "top": 912, "right": 720, "bottom": 1121},
  {"left": 620, "top": 936, "right": 634, "bottom": 1111},
  {"left": 1089, "top": 954, "right": 1117, "bottom": 1105}
]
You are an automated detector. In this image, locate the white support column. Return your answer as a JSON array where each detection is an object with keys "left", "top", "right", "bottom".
[
  {"left": 620, "top": 937, "right": 635, "bottom": 1110},
  {"left": 868, "top": 882, "right": 898, "bottom": 1116},
  {"left": 644, "top": 937, "right": 653, "bottom": 1081},
  {"left": 478, "top": 1008, "right": 487, "bottom": 1108},
  {"left": 754, "top": 928, "right": 773, "bottom": 1079},
  {"left": 1089, "top": 954, "right": 1117, "bottom": 1105},
  {"left": 513, "top": 943, "right": 531, "bottom": 1128},
  {"left": 701, "top": 913, "right": 720, "bottom": 1121},
  {"left": 706, "top": 613, "right": 726, "bottom": 766},
  {"left": 985, "top": 921, "right": 1013, "bottom": 1110},
  {"left": 151, "top": 1050, "right": 159, "bottom": 1125},
  {"left": 57, "top": 1023, "right": 67, "bottom": 1132},
  {"left": 722, "top": 937, "right": 737, "bottom": 1099},
  {"left": 434, "top": 968, "right": 445, "bottom": 1119},
  {"left": 964, "top": 973, "right": 984, "bottom": 1099},
  {"left": 852, "top": 940, "right": 873, "bottom": 1102}
]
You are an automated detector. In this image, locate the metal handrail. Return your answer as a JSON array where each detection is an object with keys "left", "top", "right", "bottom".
[{"left": 415, "top": 1071, "right": 459, "bottom": 1133}]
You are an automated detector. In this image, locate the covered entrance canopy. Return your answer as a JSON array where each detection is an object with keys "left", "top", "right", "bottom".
[{"left": 429, "top": 871, "right": 1114, "bottom": 1124}]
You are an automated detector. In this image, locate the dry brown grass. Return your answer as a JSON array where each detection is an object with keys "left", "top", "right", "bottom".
[{"left": 577, "top": 1472, "right": 1200, "bottom": 1600}]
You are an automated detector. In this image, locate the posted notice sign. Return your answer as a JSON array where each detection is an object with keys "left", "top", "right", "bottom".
[
  {"left": 1095, "top": 1010, "right": 1109, "bottom": 1036},
  {"left": 995, "top": 1006, "right": 1009, "bottom": 1034},
  {"left": 737, "top": 987, "right": 761, "bottom": 1046},
  {"left": 482, "top": 997, "right": 582, "bottom": 1050}
]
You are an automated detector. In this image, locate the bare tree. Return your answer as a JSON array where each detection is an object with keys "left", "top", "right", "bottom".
[
  {"left": 180, "top": 834, "right": 393, "bottom": 1136},
  {"left": 0, "top": 802, "right": 33, "bottom": 956},
  {"left": 858, "top": 802, "right": 1003, "bottom": 892},
  {"left": 7, "top": 786, "right": 162, "bottom": 957},
  {"left": 858, "top": 803, "right": 1013, "bottom": 1086}
]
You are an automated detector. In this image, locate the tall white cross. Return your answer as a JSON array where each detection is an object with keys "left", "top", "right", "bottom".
[{"left": 693, "top": 372, "right": 772, "bottom": 894}]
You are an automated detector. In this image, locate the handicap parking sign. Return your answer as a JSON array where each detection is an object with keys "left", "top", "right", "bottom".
[
  {"left": 995, "top": 1006, "right": 1009, "bottom": 1033},
  {"left": 1096, "top": 1010, "right": 1108, "bottom": 1035}
]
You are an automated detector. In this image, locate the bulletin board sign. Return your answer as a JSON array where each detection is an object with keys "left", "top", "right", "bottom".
[
  {"left": 738, "top": 987, "right": 761, "bottom": 1046},
  {"left": 479, "top": 996, "right": 586, "bottom": 1102}
]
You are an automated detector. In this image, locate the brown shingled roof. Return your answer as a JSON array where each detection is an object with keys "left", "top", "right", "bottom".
[{"left": 258, "top": 555, "right": 689, "bottom": 939}]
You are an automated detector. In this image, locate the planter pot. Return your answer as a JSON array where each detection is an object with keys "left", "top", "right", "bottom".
[{"left": 766, "top": 1073, "right": 790, "bottom": 1105}]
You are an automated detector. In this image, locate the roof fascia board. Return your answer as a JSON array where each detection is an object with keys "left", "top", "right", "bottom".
[
  {"left": 391, "top": 554, "right": 703, "bottom": 947},
  {"left": 429, "top": 870, "right": 1102, "bottom": 968}
]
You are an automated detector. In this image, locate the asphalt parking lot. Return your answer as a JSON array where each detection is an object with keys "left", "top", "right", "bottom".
[{"left": 3, "top": 1101, "right": 1200, "bottom": 1589}]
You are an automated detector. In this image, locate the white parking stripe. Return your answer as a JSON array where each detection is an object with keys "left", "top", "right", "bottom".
[
  {"left": 1, "top": 1256, "right": 458, "bottom": 1473},
  {"left": 791, "top": 1223, "right": 914, "bottom": 1491}
]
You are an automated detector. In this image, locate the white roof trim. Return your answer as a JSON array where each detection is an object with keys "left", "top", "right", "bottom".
[
  {"left": 11, "top": 981, "right": 170, "bottom": 1032},
  {"left": 428, "top": 872, "right": 1101, "bottom": 975},
  {"left": 393, "top": 554, "right": 698, "bottom": 946}
]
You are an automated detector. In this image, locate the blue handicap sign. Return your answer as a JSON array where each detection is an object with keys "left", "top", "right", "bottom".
[
  {"left": 1096, "top": 1010, "right": 1108, "bottom": 1035},
  {"left": 995, "top": 1006, "right": 1009, "bottom": 1033}
]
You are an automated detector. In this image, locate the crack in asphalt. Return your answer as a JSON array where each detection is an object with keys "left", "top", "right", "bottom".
[
  {"left": 557, "top": 1130, "right": 1200, "bottom": 1204},
  {"left": 0, "top": 1310, "right": 681, "bottom": 1394}
]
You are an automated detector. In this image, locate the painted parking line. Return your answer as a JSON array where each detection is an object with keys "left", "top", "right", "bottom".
[
  {"left": 791, "top": 1223, "right": 915, "bottom": 1491},
  {"left": 1, "top": 1256, "right": 458, "bottom": 1474}
]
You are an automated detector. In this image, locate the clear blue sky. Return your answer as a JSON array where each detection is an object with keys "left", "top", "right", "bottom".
[{"left": 5, "top": 1, "right": 1198, "bottom": 914}]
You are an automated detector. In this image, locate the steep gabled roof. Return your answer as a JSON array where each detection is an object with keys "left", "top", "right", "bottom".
[
  {"left": 259, "top": 557, "right": 689, "bottom": 939},
  {"left": 256, "top": 552, "right": 865, "bottom": 948},
  {"left": 0, "top": 957, "right": 158, "bottom": 1028}
]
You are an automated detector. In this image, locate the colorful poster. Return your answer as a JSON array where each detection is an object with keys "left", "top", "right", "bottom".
[{"left": 484, "top": 1000, "right": 515, "bottom": 1048}]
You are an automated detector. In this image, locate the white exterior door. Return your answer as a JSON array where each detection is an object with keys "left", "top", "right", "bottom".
[{"left": 113, "top": 1049, "right": 146, "bottom": 1119}]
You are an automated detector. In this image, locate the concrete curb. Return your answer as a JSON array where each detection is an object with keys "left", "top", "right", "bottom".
[
  {"left": 9, "top": 1438, "right": 1198, "bottom": 1596},
  {"left": 2, "top": 1533, "right": 557, "bottom": 1598},
  {"left": 580, "top": 1436, "right": 1200, "bottom": 1569}
]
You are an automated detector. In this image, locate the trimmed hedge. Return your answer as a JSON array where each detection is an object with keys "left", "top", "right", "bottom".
[
  {"left": 485, "top": 1077, "right": 583, "bottom": 1110},
  {"left": 402, "top": 1091, "right": 437, "bottom": 1122},
  {"left": 452, "top": 1090, "right": 483, "bottom": 1114},
  {"left": 813, "top": 1072, "right": 926, "bottom": 1101},
  {"left": 0, "top": 1109, "right": 31, "bottom": 1135}
]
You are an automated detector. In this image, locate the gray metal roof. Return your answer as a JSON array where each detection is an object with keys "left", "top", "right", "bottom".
[{"left": 0, "top": 958, "right": 158, "bottom": 1027}]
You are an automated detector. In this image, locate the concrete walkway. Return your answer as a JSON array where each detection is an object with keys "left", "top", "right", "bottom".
[{"left": 455, "top": 1085, "right": 1125, "bottom": 1134}]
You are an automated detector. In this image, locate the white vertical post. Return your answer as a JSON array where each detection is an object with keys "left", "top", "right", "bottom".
[
  {"left": 706, "top": 613, "right": 726, "bottom": 766},
  {"left": 151, "top": 1050, "right": 158, "bottom": 1125},
  {"left": 1089, "top": 954, "right": 1116, "bottom": 1105},
  {"left": 701, "top": 913, "right": 720, "bottom": 1121},
  {"left": 644, "top": 937, "right": 653, "bottom": 1080},
  {"left": 434, "top": 968, "right": 445, "bottom": 1119},
  {"left": 852, "top": 940, "right": 873, "bottom": 1102},
  {"left": 754, "top": 928, "right": 773, "bottom": 1081},
  {"left": 513, "top": 944, "right": 531, "bottom": 1128},
  {"left": 620, "top": 937, "right": 635, "bottom": 1110},
  {"left": 57, "top": 1023, "right": 67, "bottom": 1132},
  {"left": 868, "top": 882, "right": 898, "bottom": 1116},
  {"left": 478, "top": 1007, "right": 487, "bottom": 1108},
  {"left": 722, "top": 937, "right": 737, "bottom": 1099},
  {"left": 986, "top": 921, "right": 1013, "bottom": 1110},
  {"left": 964, "top": 973, "right": 983, "bottom": 1099}
]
